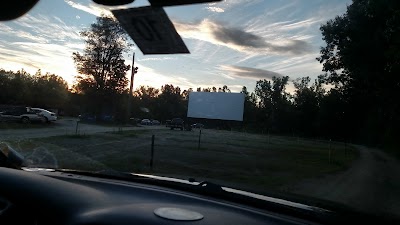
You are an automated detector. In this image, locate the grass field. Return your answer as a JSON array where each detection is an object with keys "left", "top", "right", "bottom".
[
  {"left": 0, "top": 121, "right": 55, "bottom": 129},
  {"left": 5, "top": 128, "right": 358, "bottom": 193}
]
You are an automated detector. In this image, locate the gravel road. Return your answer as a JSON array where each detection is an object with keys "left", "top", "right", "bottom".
[{"left": 290, "top": 145, "right": 400, "bottom": 217}]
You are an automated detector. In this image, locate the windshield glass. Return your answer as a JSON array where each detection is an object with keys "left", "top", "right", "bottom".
[{"left": 1, "top": 0, "right": 399, "bottom": 219}]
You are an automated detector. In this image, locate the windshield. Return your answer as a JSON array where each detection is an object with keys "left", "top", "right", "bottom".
[{"left": 1, "top": 0, "right": 399, "bottom": 220}]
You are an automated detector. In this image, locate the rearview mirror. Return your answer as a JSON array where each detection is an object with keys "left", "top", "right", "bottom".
[
  {"left": 0, "top": 0, "right": 39, "bottom": 21},
  {"left": 93, "top": 0, "right": 135, "bottom": 6}
]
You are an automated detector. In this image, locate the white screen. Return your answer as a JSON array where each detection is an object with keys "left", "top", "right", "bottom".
[{"left": 187, "top": 92, "right": 245, "bottom": 121}]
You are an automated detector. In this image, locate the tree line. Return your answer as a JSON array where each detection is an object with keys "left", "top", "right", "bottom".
[
  {"left": 0, "top": 66, "right": 393, "bottom": 149},
  {"left": 0, "top": 69, "right": 69, "bottom": 109}
]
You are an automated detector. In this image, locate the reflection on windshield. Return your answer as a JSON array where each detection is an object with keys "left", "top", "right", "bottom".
[{"left": 0, "top": 0, "right": 399, "bottom": 220}]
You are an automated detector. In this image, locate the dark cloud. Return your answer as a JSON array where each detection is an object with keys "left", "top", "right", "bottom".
[
  {"left": 221, "top": 65, "right": 283, "bottom": 80},
  {"left": 0, "top": 52, "right": 17, "bottom": 58},
  {"left": 212, "top": 26, "right": 267, "bottom": 48},
  {"left": 268, "top": 39, "right": 312, "bottom": 55},
  {"left": 211, "top": 23, "right": 312, "bottom": 55},
  {"left": 176, "top": 19, "right": 313, "bottom": 55}
]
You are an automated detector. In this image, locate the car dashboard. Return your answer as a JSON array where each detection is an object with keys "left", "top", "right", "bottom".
[
  {"left": 0, "top": 167, "right": 325, "bottom": 225},
  {"left": 0, "top": 167, "right": 396, "bottom": 225}
]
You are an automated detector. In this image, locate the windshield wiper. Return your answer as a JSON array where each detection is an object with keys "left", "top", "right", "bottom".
[
  {"left": 54, "top": 169, "right": 227, "bottom": 197},
  {"left": 197, "top": 181, "right": 224, "bottom": 194},
  {"left": 53, "top": 168, "right": 152, "bottom": 182},
  {"left": 54, "top": 169, "right": 224, "bottom": 195}
]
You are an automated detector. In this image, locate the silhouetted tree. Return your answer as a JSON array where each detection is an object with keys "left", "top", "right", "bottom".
[
  {"left": 32, "top": 70, "right": 69, "bottom": 109},
  {"left": 318, "top": 0, "right": 400, "bottom": 146},
  {"left": 157, "top": 84, "right": 185, "bottom": 120},
  {"left": 181, "top": 88, "right": 193, "bottom": 100},
  {"left": 72, "top": 16, "right": 131, "bottom": 118},
  {"left": 293, "top": 77, "right": 320, "bottom": 136},
  {"left": 202, "top": 87, "right": 211, "bottom": 92},
  {"left": 241, "top": 86, "right": 257, "bottom": 126},
  {"left": 254, "top": 76, "right": 292, "bottom": 133},
  {"left": 222, "top": 85, "right": 231, "bottom": 93},
  {"left": 0, "top": 68, "right": 68, "bottom": 110},
  {"left": 131, "top": 86, "right": 159, "bottom": 119}
]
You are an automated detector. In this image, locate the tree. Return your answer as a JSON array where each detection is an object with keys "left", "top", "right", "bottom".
[
  {"left": 202, "top": 87, "right": 211, "bottom": 92},
  {"left": 255, "top": 79, "right": 273, "bottom": 109},
  {"left": 241, "top": 86, "right": 257, "bottom": 125},
  {"left": 255, "top": 77, "right": 290, "bottom": 111},
  {"left": 10, "top": 69, "right": 34, "bottom": 105},
  {"left": 318, "top": 0, "right": 400, "bottom": 145},
  {"left": 318, "top": 0, "right": 400, "bottom": 88},
  {"left": 72, "top": 16, "right": 131, "bottom": 117},
  {"left": 0, "top": 68, "right": 69, "bottom": 109},
  {"left": 221, "top": 85, "right": 231, "bottom": 93},
  {"left": 157, "top": 84, "right": 185, "bottom": 120},
  {"left": 32, "top": 70, "right": 69, "bottom": 109},
  {"left": 196, "top": 86, "right": 230, "bottom": 93},
  {"left": 292, "top": 77, "right": 320, "bottom": 136},
  {"left": 181, "top": 88, "right": 193, "bottom": 100},
  {"left": 134, "top": 85, "right": 160, "bottom": 99},
  {"left": 254, "top": 76, "right": 292, "bottom": 133},
  {"left": 132, "top": 86, "right": 159, "bottom": 118}
]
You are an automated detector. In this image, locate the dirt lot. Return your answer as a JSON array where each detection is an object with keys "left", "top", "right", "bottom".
[{"left": 6, "top": 128, "right": 357, "bottom": 193}]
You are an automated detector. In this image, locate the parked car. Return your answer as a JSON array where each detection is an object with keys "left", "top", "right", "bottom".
[
  {"left": 151, "top": 120, "right": 160, "bottom": 125},
  {"left": 129, "top": 118, "right": 141, "bottom": 125},
  {"left": 99, "top": 114, "right": 114, "bottom": 122},
  {"left": 191, "top": 123, "right": 205, "bottom": 129},
  {"left": 31, "top": 108, "right": 57, "bottom": 123},
  {"left": 78, "top": 113, "right": 114, "bottom": 123},
  {"left": 141, "top": 119, "right": 152, "bottom": 125},
  {"left": 78, "top": 114, "right": 96, "bottom": 123},
  {"left": 0, "top": 107, "right": 45, "bottom": 123},
  {"left": 170, "top": 118, "right": 184, "bottom": 130}
]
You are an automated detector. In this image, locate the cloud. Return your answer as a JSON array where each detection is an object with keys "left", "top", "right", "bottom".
[
  {"left": 174, "top": 19, "right": 313, "bottom": 56},
  {"left": 128, "top": 63, "right": 245, "bottom": 92},
  {"left": 126, "top": 63, "right": 198, "bottom": 91},
  {"left": 13, "top": 14, "right": 82, "bottom": 42},
  {"left": 0, "top": 26, "right": 47, "bottom": 43},
  {"left": 245, "top": 17, "right": 322, "bottom": 38},
  {"left": 138, "top": 57, "right": 177, "bottom": 62},
  {"left": 206, "top": 6, "right": 224, "bottom": 13},
  {"left": 220, "top": 65, "right": 283, "bottom": 80},
  {"left": 0, "top": 41, "right": 77, "bottom": 84},
  {"left": 212, "top": 25, "right": 266, "bottom": 48},
  {"left": 0, "top": 13, "right": 85, "bottom": 85},
  {"left": 64, "top": 0, "right": 131, "bottom": 17},
  {"left": 268, "top": 40, "right": 313, "bottom": 55},
  {"left": 265, "top": 1, "right": 298, "bottom": 16},
  {"left": 209, "top": 0, "right": 263, "bottom": 11},
  {"left": 280, "top": 18, "right": 320, "bottom": 30},
  {"left": 65, "top": 0, "right": 112, "bottom": 17}
]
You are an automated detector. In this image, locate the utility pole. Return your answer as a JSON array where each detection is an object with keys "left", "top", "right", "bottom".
[{"left": 126, "top": 52, "right": 138, "bottom": 123}]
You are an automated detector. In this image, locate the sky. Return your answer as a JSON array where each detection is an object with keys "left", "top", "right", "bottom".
[{"left": 0, "top": 0, "right": 351, "bottom": 93}]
